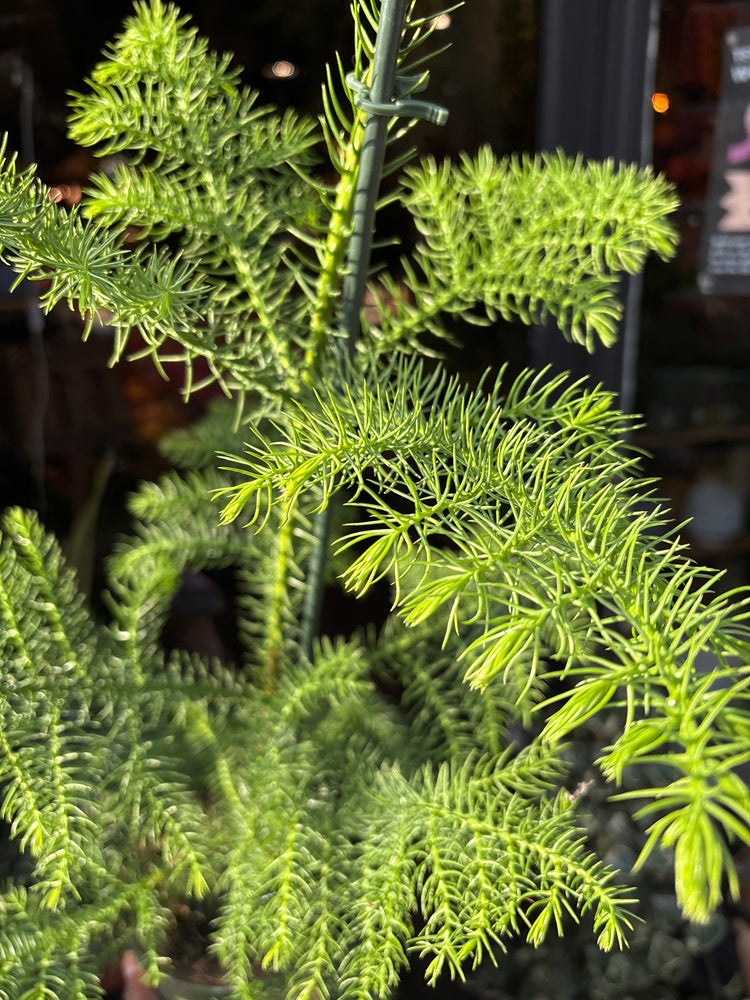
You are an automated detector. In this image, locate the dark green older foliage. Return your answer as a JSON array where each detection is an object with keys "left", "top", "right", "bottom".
[{"left": 0, "top": 2, "right": 744, "bottom": 1000}]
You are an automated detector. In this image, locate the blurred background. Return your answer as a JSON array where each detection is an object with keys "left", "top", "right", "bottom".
[{"left": 3, "top": 1, "right": 750, "bottom": 996}]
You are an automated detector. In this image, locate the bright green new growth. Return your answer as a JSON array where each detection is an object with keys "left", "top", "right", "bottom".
[{"left": 0, "top": 1, "right": 747, "bottom": 999}]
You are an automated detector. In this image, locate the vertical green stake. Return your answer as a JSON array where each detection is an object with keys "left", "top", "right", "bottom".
[
  {"left": 339, "top": 0, "right": 411, "bottom": 360},
  {"left": 299, "top": 0, "right": 411, "bottom": 660}
]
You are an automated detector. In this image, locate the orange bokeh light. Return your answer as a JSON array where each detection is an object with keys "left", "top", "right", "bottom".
[{"left": 651, "top": 92, "right": 670, "bottom": 113}]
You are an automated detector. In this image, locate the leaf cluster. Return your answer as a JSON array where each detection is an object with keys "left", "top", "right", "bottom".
[
  {"left": 0, "top": 2, "right": 745, "bottom": 1000},
  {"left": 370, "top": 150, "right": 678, "bottom": 352},
  {"left": 0, "top": 427, "right": 634, "bottom": 999},
  {"left": 0, "top": 0, "right": 678, "bottom": 399},
  {"left": 220, "top": 355, "right": 750, "bottom": 923},
  {"left": 0, "top": 136, "right": 202, "bottom": 343},
  {"left": 0, "top": 507, "right": 209, "bottom": 998}
]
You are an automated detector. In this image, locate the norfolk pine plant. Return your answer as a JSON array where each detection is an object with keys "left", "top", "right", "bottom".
[{"left": 0, "top": 1, "right": 746, "bottom": 998}]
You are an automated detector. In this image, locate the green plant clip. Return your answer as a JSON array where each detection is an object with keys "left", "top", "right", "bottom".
[{"left": 346, "top": 71, "right": 449, "bottom": 125}]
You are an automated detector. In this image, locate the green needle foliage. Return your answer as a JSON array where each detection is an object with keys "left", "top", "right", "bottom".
[{"left": 0, "top": 1, "right": 746, "bottom": 999}]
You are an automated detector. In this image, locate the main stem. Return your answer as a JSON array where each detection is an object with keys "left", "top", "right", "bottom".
[{"left": 299, "top": 0, "right": 410, "bottom": 660}]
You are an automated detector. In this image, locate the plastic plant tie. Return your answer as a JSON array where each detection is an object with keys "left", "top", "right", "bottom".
[{"left": 346, "top": 71, "right": 449, "bottom": 126}]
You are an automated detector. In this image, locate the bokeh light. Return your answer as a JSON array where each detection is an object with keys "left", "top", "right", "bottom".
[{"left": 263, "top": 60, "right": 298, "bottom": 80}]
